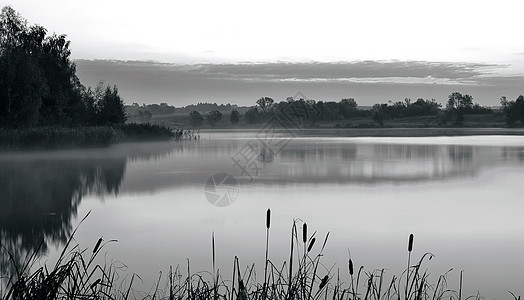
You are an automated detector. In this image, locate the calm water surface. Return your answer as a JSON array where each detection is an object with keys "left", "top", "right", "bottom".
[{"left": 1, "top": 129, "right": 524, "bottom": 298}]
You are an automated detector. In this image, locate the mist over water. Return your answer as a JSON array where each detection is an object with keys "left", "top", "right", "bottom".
[{"left": 1, "top": 130, "right": 524, "bottom": 298}]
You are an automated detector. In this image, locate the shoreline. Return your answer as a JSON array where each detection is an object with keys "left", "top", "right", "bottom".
[
  {"left": 2, "top": 126, "right": 524, "bottom": 151},
  {"left": 200, "top": 127, "right": 524, "bottom": 137}
]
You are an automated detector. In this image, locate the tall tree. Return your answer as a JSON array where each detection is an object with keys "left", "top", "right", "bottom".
[
  {"left": 0, "top": 6, "right": 46, "bottom": 127},
  {"left": 97, "top": 84, "right": 126, "bottom": 125},
  {"left": 256, "top": 97, "right": 274, "bottom": 113},
  {"left": 446, "top": 92, "right": 474, "bottom": 124},
  {"left": 0, "top": 6, "right": 85, "bottom": 127}
]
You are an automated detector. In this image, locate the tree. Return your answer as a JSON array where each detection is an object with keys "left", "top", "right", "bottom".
[
  {"left": 230, "top": 109, "right": 239, "bottom": 124},
  {"left": 97, "top": 84, "right": 126, "bottom": 125},
  {"left": 446, "top": 92, "right": 474, "bottom": 125},
  {"left": 372, "top": 104, "right": 386, "bottom": 126},
  {"left": 447, "top": 92, "right": 473, "bottom": 111},
  {"left": 0, "top": 6, "right": 46, "bottom": 127},
  {"left": 340, "top": 98, "right": 358, "bottom": 118},
  {"left": 0, "top": 6, "right": 85, "bottom": 127},
  {"left": 138, "top": 110, "right": 152, "bottom": 122},
  {"left": 500, "top": 95, "right": 524, "bottom": 127},
  {"left": 244, "top": 107, "right": 260, "bottom": 124},
  {"left": 256, "top": 97, "right": 274, "bottom": 113},
  {"left": 189, "top": 110, "right": 203, "bottom": 127},
  {"left": 206, "top": 110, "right": 222, "bottom": 126}
]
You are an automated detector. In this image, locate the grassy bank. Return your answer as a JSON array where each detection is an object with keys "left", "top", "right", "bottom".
[
  {"left": 0, "top": 123, "right": 194, "bottom": 150},
  {"left": 1, "top": 210, "right": 519, "bottom": 300}
]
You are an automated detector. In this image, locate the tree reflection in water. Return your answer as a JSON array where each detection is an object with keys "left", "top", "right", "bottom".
[{"left": 0, "top": 141, "right": 184, "bottom": 276}]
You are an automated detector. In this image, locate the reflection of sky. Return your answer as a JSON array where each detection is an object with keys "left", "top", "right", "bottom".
[{"left": 68, "top": 167, "right": 524, "bottom": 299}]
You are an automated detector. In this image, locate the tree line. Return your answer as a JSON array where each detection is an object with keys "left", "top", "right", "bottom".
[
  {"left": 185, "top": 92, "right": 524, "bottom": 127},
  {"left": 0, "top": 6, "right": 126, "bottom": 128}
]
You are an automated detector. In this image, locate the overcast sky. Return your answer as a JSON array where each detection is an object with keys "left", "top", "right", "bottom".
[{"left": 6, "top": 0, "right": 524, "bottom": 106}]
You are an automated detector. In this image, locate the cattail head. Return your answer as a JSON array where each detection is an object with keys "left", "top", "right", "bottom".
[
  {"left": 307, "top": 237, "right": 316, "bottom": 253},
  {"left": 93, "top": 237, "right": 103, "bottom": 253},
  {"left": 90, "top": 278, "right": 101, "bottom": 289},
  {"left": 348, "top": 258, "right": 354, "bottom": 276},
  {"left": 408, "top": 233, "right": 414, "bottom": 252},
  {"left": 319, "top": 275, "right": 329, "bottom": 290},
  {"left": 302, "top": 223, "right": 308, "bottom": 244},
  {"left": 266, "top": 209, "right": 271, "bottom": 229}
]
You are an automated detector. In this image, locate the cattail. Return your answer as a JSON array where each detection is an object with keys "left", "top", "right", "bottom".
[
  {"left": 266, "top": 209, "right": 271, "bottom": 229},
  {"left": 90, "top": 278, "right": 101, "bottom": 289},
  {"left": 348, "top": 258, "right": 354, "bottom": 276},
  {"left": 319, "top": 275, "right": 329, "bottom": 290},
  {"left": 238, "top": 279, "right": 248, "bottom": 300},
  {"left": 302, "top": 223, "right": 308, "bottom": 244},
  {"left": 307, "top": 237, "right": 316, "bottom": 253},
  {"left": 408, "top": 234, "right": 414, "bottom": 252},
  {"left": 93, "top": 237, "right": 103, "bottom": 253}
]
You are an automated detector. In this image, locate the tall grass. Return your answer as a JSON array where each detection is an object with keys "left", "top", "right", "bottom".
[
  {"left": 0, "top": 123, "right": 198, "bottom": 149},
  {"left": 1, "top": 210, "right": 520, "bottom": 299}
]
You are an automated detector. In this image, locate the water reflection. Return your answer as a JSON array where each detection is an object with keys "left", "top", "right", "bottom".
[
  {"left": 251, "top": 141, "right": 515, "bottom": 185},
  {"left": 0, "top": 141, "right": 186, "bottom": 275},
  {"left": 2, "top": 133, "right": 524, "bottom": 277}
]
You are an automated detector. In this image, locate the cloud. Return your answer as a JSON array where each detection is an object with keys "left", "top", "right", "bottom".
[
  {"left": 89, "top": 60, "right": 508, "bottom": 85},
  {"left": 74, "top": 59, "right": 523, "bottom": 106}
]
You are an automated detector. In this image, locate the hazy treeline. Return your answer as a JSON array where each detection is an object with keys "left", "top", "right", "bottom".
[
  {"left": 186, "top": 93, "right": 524, "bottom": 127},
  {"left": 129, "top": 92, "right": 524, "bottom": 128},
  {"left": 126, "top": 102, "right": 245, "bottom": 123},
  {"left": 0, "top": 6, "right": 126, "bottom": 128},
  {"left": 182, "top": 94, "right": 498, "bottom": 127}
]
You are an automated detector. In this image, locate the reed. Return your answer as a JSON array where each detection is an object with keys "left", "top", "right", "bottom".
[
  {"left": 263, "top": 208, "right": 271, "bottom": 300},
  {"left": 0, "top": 123, "right": 197, "bottom": 150},
  {"left": 0, "top": 210, "right": 519, "bottom": 300}
]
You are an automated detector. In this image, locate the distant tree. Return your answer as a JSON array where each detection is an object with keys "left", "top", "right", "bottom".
[
  {"left": 340, "top": 98, "right": 358, "bottom": 118},
  {"left": 340, "top": 98, "right": 357, "bottom": 109},
  {"left": 372, "top": 104, "right": 386, "bottom": 125},
  {"left": 230, "top": 109, "right": 240, "bottom": 124},
  {"left": 189, "top": 110, "right": 203, "bottom": 127},
  {"left": 256, "top": 97, "right": 274, "bottom": 113},
  {"left": 206, "top": 110, "right": 222, "bottom": 126},
  {"left": 244, "top": 107, "right": 261, "bottom": 124},
  {"left": 446, "top": 92, "right": 474, "bottom": 125},
  {"left": 500, "top": 95, "right": 524, "bottom": 127},
  {"left": 138, "top": 110, "right": 152, "bottom": 122},
  {"left": 447, "top": 92, "right": 473, "bottom": 111}
]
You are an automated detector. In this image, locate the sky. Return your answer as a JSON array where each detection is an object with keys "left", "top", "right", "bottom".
[{"left": 5, "top": 0, "right": 524, "bottom": 106}]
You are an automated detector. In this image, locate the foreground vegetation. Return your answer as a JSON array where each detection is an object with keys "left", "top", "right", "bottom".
[{"left": 1, "top": 210, "right": 519, "bottom": 300}]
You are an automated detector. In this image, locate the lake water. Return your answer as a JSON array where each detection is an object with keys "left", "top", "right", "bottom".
[{"left": 1, "top": 129, "right": 524, "bottom": 299}]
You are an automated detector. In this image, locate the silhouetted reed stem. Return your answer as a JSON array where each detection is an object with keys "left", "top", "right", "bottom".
[
  {"left": 406, "top": 233, "right": 414, "bottom": 300},
  {"left": 263, "top": 208, "right": 271, "bottom": 300}
]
